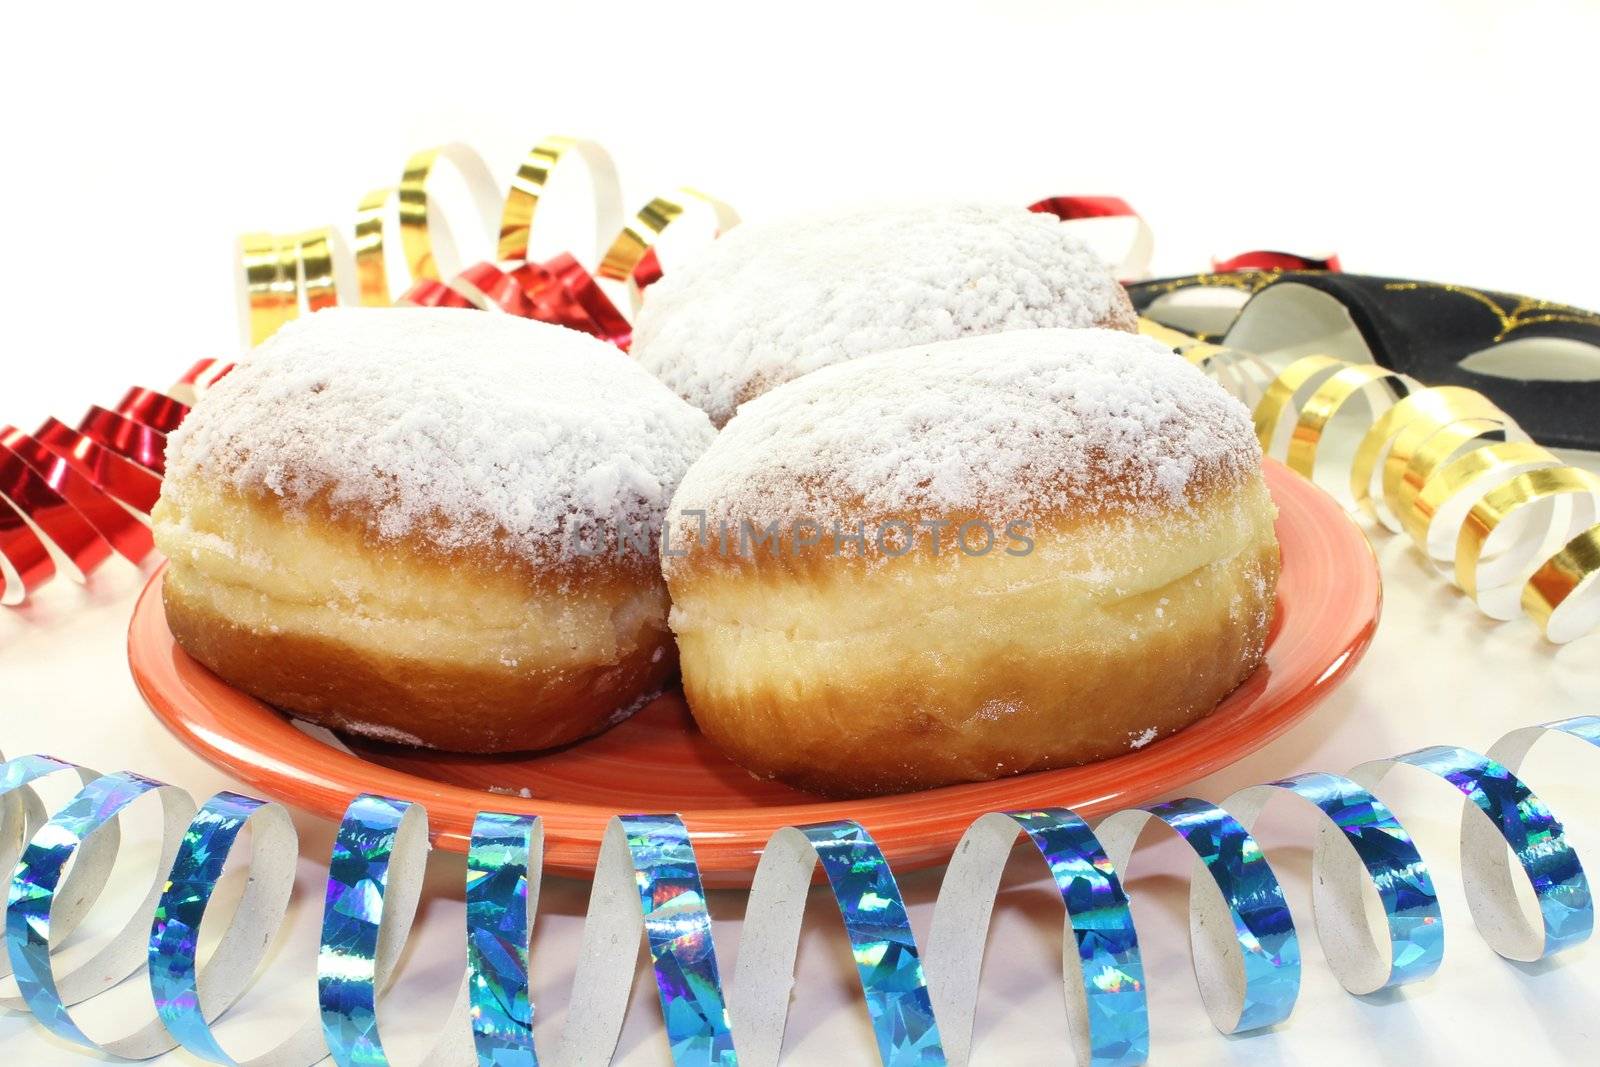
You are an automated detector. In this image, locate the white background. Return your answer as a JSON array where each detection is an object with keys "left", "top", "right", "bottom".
[{"left": 4, "top": 2, "right": 1600, "bottom": 1064}]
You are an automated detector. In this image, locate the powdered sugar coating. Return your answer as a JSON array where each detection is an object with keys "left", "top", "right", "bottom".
[
  {"left": 163, "top": 307, "right": 716, "bottom": 567},
  {"left": 632, "top": 202, "right": 1137, "bottom": 426},
  {"left": 666, "top": 328, "right": 1261, "bottom": 554}
]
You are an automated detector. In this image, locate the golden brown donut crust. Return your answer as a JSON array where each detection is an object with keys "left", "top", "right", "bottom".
[
  {"left": 667, "top": 476, "right": 1280, "bottom": 796},
  {"left": 162, "top": 579, "right": 674, "bottom": 752},
  {"left": 154, "top": 484, "right": 675, "bottom": 753}
]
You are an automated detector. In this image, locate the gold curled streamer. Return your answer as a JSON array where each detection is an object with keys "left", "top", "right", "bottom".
[
  {"left": 1137, "top": 322, "right": 1281, "bottom": 409},
  {"left": 1193, "top": 346, "right": 1278, "bottom": 407},
  {"left": 237, "top": 136, "right": 730, "bottom": 346},
  {"left": 1252, "top": 354, "right": 1347, "bottom": 454},
  {"left": 1403, "top": 434, "right": 1553, "bottom": 551},
  {"left": 498, "top": 138, "right": 579, "bottom": 261},
  {"left": 1136, "top": 318, "right": 1198, "bottom": 350},
  {"left": 1137, "top": 322, "right": 1265, "bottom": 382},
  {"left": 293, "top": 228, "right": 345, "bottom": 313},
  {"left": 1349, "top": 386, "right": 1507, "bottom": 525},
  {"left": 236, "top": 230, "right": 356, "bottom": 345},
  {"left": 1455, "top": 466, "right": 1600, "bottom": 602},
  {"left": 496, "top": 136, "right": 624, "bottom": 263},
  {"left": 353, "top": 186, "right": 393, "bottom": 306},
  {"left": 236, "top": 233, "right": 298, "bottom": 347},
  {"left": 1523, "top": 524, "right": 1600, "bottom": 638},
  {"left": 598, "top": 193, "right": 684, "bottom": 280},
  {"left": 1379, "top": 408, "right": 1520, "bottom": 532},
  {"left": 1139, "top": 316, "right": 1600, "bottom": 642},
  {"left": 1412, "top": 441, "right": 1559, "bottom": 539},
  {"left": 1284, "top": 364, "right": 1412, "bottom": 480},
  {"left": 597, "top": 187, "right": 741, "bottom": 309},
  {"left": 397, "top": 143, "right": 505, "bottom": 282}
]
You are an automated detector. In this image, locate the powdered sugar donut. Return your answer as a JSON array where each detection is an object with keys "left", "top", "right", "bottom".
[
  {"left": 153, "top": 308, "right": 715, "bottom": 753},
  {"left": 631, "top": 202, "right": 1137, "bottom": 426},
  {"left": 663, "top": 328, "right": 1279, "bottom": 796}
]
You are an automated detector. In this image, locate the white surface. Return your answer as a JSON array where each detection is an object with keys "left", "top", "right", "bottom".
[{"left": 4, "top": 2, "right": 1600, "bottom": 1063}]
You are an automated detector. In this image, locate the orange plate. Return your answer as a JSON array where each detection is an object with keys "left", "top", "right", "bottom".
[{"left": 129, "top": 460, "right": 1379, "bottom": 887}]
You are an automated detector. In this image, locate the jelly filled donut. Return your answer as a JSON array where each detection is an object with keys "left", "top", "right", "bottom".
[
  {"left": 631, "top": 202, "right": 1137, "bottom": 427},
  {"left": 663, "top": 328, "right": 1279, "bottom": 796},
  {"left": 153, "top": 307, "right": 716, "bottom": 753}
]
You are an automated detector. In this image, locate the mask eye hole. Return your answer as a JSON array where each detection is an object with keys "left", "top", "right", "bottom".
[{"left": 1459, "top": 337, "right": 1600, "bottom": 383}]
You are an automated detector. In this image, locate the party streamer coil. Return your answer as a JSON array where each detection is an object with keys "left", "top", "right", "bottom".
[
  {"left": 1137, "top": 319, "right": 1600, "bottom": 643},
  {"left": 0, "top": 360, "right": 233, "bottom": 606},
  {"left": 3, "top": 715, "right": 1596, "bottom": 1065},
  {"left": 235, "top": 136, "right": 738, "bottom": 349}
]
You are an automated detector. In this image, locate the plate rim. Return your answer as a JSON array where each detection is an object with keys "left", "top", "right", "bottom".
[{"left": 129, "top": 459, "right": 1380, "bottom": 886}]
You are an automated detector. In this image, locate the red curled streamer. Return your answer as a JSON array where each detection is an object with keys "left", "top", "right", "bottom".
[
  {"left": 1028, "top": 195, "right": 1139, "bottom": 222},
  {"left": 114, "top": 387, "right": 191, "bottom": 434},
  {"left": 630, "top": 248, "right": 664, "bottom": 293},
  {"left": 2, "top": 428, "right": 151, "bottom": 565},
  {"left": 0, "top": 440, "right": 109, "bottom": 583},
  {"left": 397, "top": 251, "right": 635, "bottom": 349},
  {"left": 1212, "top": 250, "right": 1342, "bottom": 273},
  {"left": 1027, "top": 196, "right": 1157, "bottom": 282},
  {"left": 78, "top": 406, "right": 169, "bottom": 476},
  {"left": 170, "top": 359, "right": 234, "bottom": 403},
  {"left": 0, "top": 458, "right": 57, "bottom": 600},
  {"left": 0, "top": 367, "right": 227, "bottom": 605}
]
